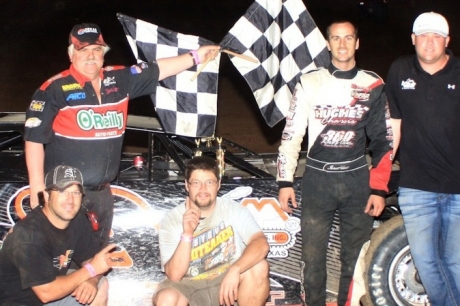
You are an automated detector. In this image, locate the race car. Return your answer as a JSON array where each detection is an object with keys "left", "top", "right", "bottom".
[{"left": 0, "top": 112, "right": 428, "bottom": 305}]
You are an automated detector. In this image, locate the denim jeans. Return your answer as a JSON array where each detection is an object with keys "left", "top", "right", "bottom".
[
  {"left": 399, "top": 187, "right": 460, "bottom": 306},
  {"left": 45, "top": 295, "right": 87, "bottom": 306}
]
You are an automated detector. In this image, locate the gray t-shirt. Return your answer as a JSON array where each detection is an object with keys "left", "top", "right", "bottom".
[{"left": 158, "top": 196, "right": 262, "bottom": 280}]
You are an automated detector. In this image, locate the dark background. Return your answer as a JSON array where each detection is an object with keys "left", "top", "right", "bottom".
[{"left": 1, "top": 0, "right": 459, "bottom": 152}]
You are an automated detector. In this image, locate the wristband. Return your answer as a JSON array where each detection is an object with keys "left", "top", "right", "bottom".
[
  {"left": 180, "top": 234, "right": 193, "bottom": 242},
  {"left": 84, "top": 263, "right": 97, "bottom": 278},
  {"left": 189, "top": 50, "right": 201, "bottom": 66}
]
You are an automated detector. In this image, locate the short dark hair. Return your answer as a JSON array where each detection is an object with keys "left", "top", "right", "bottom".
[
  {"left": 46, "top": 184, "right": 84, "bottom": 194},
  {"left": 185, "top": 156, "right": 219, "bottom": 181},
  {"left": 326, "top": 20, "right": 359, "bottom": 40}
]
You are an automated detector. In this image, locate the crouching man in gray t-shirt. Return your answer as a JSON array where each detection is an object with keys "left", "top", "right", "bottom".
[{"left": 153, "top": 156, "right": 270, "bottom": 306}]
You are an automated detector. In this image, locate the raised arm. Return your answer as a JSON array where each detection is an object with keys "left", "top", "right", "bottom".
[
  {"left": 163, "top": 198, "right": 200, "bottom": 281},
  {"left": 157, "top": 45, "right": 220, "bottom": 81}
]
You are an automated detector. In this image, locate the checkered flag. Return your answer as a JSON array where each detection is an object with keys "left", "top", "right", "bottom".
[
  {"left": 117, "top": 13, "right": 220, "bottom": 137},
  {"left": 220, "top": 0, "right": 330, "bottom": 127}
]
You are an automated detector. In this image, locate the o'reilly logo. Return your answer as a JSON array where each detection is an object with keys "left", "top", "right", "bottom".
[{"left": 77, "top": 109, "right": 123, "bottom": 131}]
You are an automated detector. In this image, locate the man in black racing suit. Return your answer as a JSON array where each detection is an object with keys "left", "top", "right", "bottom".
[
  {"left": 277, "top": 21, "right": 393, "bottom": 306},
  {"left": 24, "top": 23, "right": 219, "bottom": 247}
]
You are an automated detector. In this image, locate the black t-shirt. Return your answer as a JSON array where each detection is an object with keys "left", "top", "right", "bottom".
[
  {"left": 386, "top": 49, "right": 460, "bottom": 193},
  {"left": 0, "top": 208, "right": 99, "bottom": 306}
]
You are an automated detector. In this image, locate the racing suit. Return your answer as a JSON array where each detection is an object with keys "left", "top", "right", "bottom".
[
  {"left": 277, "top": 63, "right": 393, "bottom": 306},
  {"left": 24, "top": 62, "right": 159, "bottom": 246}
]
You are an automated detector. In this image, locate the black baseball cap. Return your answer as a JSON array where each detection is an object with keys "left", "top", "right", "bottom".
[
  {"left": 69, "top": 23, "right": 108, "bottom": 50},
  {"left": 45, "top": 165, "right": 84, "bottom": 193}
]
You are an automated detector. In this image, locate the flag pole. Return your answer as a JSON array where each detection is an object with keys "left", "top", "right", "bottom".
[
  {"left": 190, "top": 54, "right": 215, "bottom": 81},
  {"left": 221, "top": 49, "right": 258, "bottom": 63}
]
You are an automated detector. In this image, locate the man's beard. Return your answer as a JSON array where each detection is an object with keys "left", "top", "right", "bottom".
[{"left": 192, "top": 194, "right": 214, "bottom": 210}]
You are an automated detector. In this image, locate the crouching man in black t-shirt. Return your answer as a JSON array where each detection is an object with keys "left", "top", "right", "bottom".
[{"left": 0, "top": 165, "right": 115, "bottom": 306}]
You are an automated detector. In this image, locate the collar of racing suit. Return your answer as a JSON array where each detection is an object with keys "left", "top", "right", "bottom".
[
  {"left": 69, "top": 64, "right": 105, "bottom": 88},
  {"left": 328, "top": 62, "right": 358, "bottom": 79}
]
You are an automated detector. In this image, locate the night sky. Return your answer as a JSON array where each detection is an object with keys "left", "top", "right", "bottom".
[{"left": 1, "top": 0, "right": 459, "bottom": 136}]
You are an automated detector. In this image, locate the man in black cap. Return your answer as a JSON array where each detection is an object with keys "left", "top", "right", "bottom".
[
  {"left": 23, "top": 23, "right": 220, "bottom": 246},
  {"left": 0, "top": 165, "right": 116, "bottom": 306}
]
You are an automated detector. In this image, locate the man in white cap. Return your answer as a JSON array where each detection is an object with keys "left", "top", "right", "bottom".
[
  {"left": 23, "top": 23, "right": 220, "bottom": 247},
  {"left": 386, "top": 12, "right": 460, "bottom": 305},
  {"left": 0, "top": 165, "right": 116, "bottom": 306}
]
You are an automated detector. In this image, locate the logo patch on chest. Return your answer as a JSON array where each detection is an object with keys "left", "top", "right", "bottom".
[
  {"left": 350, "top": 84, "right": 371, "bottom": 101},
  {"left": 401, "top": 78, "right": 416, "bottom": 90},
  {"left": 66, "top": 92, "right": 86, "bottom": 101}
]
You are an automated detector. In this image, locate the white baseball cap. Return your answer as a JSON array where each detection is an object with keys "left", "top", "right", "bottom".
[{"left": 413, "top": 12, "right": 449, "bottom": 37}]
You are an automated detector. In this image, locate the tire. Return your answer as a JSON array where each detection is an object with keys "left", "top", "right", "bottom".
[{"left": 361, "top": 215, "right": 429, "bottom": 306}]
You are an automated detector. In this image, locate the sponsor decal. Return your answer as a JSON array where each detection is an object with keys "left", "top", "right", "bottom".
[
  {"left": 315, "top": 105, "right": 369, "bottom": 126},
  {"left": 448, "top": 84, "right": 456, "bottom": 90},
  {"left": 385, "top": 103, "right": 393, "bottom": 147},
  {"left": 352, "top": 92, "right": 370, "bottom": 101},
  {"left": 277, "top": 154, "right": 287, "bottom": 179},
  {"left": 62, "top": 83, "right": 83, "bottom": 91},
  {"left": 241, "top": 198, "right": 300, "bottom": 258},
  {"left": 66, "top": 92, "right": 86, "bottom": 101},
  {"left": 321, "top": 130, "right": 356, "bottom": 148},
  {"left": 77, "top": 109, "right": 124, "bottom": 131},
  {"left": 51, "top": 99, "right": 128, "bottom": 139},
  {"left": 54, "top": 250, "right": 73, "bottom": 270},
  {"left": 25, "top": 117, "right": 42, "bottom": 128},
  {"left": 285, "top": 89, "right": 298, "bottom": 128},
  {"left": 77, "top": 27, "right": 98, "bottom": 35},
  {"left": 29, "top": 100, "right": 45, "bottom": 112},
  {"left": 401, "top": 78, "right": 416, "bottom": 90},
  {"left": 103, "top": 76, "right": 116, "bottom": 86},
  {"left": 130, "top": 65, "right": 142, "bottom": 75},
  {"left": 281, "top": 131, "right": 292, "bottom": 141},
  {"left": 351, "top": 84, "right": 371, "bottom": 101},
  {"left": 105, "top": 87, "right": 120, "bottom": 95},
  {"left": 63, "top": 168, "right": 78, "bottom": 180},
  {"left": 325, "top": 164, "right": 350, "bottom": 171}
]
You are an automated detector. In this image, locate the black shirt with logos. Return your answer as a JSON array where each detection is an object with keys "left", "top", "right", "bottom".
[
  {"left": 386, "top": 49, "right": 460, "bottom": 193},
  {"left": 0, "top": 208, "right": 98, "bottom": 306}
]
